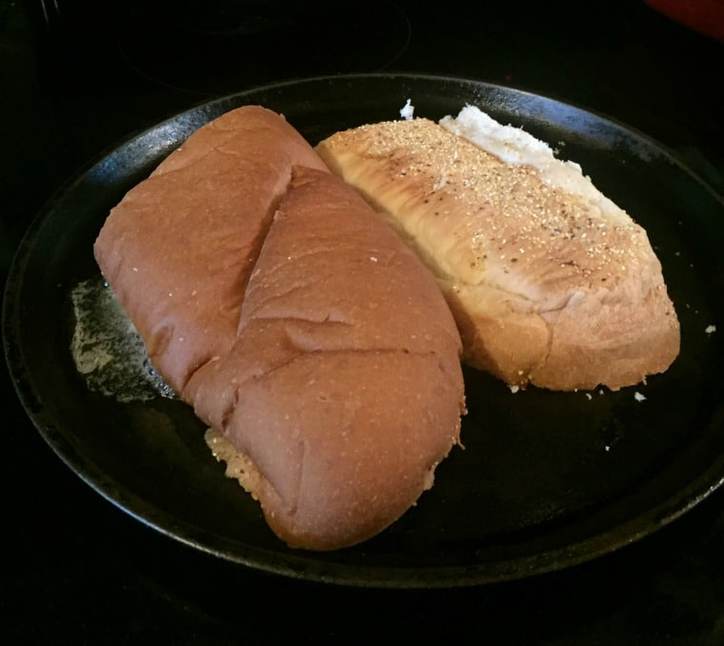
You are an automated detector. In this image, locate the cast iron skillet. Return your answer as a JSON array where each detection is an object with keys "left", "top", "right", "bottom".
[{"left": 4, "top": 75, "right": 724, "bottom": 588}]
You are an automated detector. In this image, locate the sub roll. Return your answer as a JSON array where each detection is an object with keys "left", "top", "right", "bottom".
[
  {"left": 316, "top": 107, "right": 680, "bottom": 391},
  {"left": 94, "top": 106, "right": 465, "bottom": 550}
]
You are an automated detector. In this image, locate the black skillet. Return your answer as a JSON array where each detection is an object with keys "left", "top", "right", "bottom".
[{"left": 4, "top": 75, "right": 724, "bottom": 588}]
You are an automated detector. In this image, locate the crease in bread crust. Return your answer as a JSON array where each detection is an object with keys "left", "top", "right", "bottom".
[
  {"left": 218, "top": 347, "right": 443, "bottom": 401},
  {"left": 178, "top": 170, "right": 294, "bottom": 393}
]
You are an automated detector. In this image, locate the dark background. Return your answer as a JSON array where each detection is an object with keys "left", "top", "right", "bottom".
[{"left": 2, "top": 1, "right": 723, "bottom": 643}]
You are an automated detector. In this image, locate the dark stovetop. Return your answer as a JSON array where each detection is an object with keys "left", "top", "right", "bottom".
[{"left": 2, "top": 1, "right": 723, "bottom": 643}]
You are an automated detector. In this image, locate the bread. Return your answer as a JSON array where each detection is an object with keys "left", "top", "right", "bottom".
[
  {"left": 95, "top": 105, "right": 329, "bottom": 393},
  {"left": 94, "top": 106, "right": 465, "bottom": 550},
  {"left": 316, "top": 107, "right": 680, "bottom": 391},
  {"left": 188, "top": 167, "right": 464, "bottom": 549}
]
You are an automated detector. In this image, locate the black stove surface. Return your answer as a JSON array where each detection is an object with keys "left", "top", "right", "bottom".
[{"left": 2, "top": 1, "right": 723, "bottom": 643}]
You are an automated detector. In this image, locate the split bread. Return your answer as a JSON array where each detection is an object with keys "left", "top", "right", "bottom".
[
  {"left": 316, "top": 107, "right": 680, "bottom": 391},
  {"left": 94, "top": 106, "right": 465, "bottom": 550}
]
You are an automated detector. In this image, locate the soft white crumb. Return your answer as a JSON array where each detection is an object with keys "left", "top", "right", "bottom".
[
  {"left": 585, "top": 393, "right": 592, "bottom": 400},
  {"left": 369, "top": 256, "right": 378, "bottom": 262},
  {"left": 705, "top": 324, "right": 716, "bottom": 334},
  {"left": 509, "top": 385, "right": 520, "bottom": 394},
  {"left": 399, "top": 99, "right": 415, "bottom": 121},
  {"left": 634, "top": 392, "right": 646, "bottom": 402},
  {"left": 438, "top": 105, "right": 629, "bottom": 224},
  {"left": 599, "top": 389, "right": 604, "bottom": 396}
]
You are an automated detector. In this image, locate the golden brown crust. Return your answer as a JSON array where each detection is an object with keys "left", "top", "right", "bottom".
[
  {"left": 316, "top": 118, "right": 680, "bottom": 391},
  {"left": 94, "top": 109, "right": 465, "bottom": 550},
  {"left": 186, "top": 168, "right": 464, "bottom": 550},
  {"left": 94, "top": 106, "right": 328, "bottom": 392}
]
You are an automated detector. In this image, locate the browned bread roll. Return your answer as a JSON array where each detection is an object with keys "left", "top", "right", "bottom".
[
  {"left": 188, "top": 167, "right": 464, "bottom": 549},
  {"left": 316, "top": 110, "right": 680, "bottom": 391},
  {"left": 95, "top": 106, "right": 329, "bottom": 393},
  {"left": 94, "top": 106, "right": 465, "bottom": 550}
]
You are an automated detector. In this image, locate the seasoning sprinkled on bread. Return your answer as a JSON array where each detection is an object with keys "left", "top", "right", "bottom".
[{"left": 316, "top": 108, "right": 680, "bottom": 390}]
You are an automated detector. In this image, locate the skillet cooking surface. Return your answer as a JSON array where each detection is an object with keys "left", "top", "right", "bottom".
[{"left": 4, "top": 75, "right": 724, "bottom": 587}]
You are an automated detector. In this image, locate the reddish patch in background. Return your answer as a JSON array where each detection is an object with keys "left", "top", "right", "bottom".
[{"left": 645, "top": 0, "right": 724, "bottom": 41}]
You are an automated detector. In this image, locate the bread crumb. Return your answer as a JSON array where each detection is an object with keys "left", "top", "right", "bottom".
[
  {"left": 634, "top": 391, "right": 646, "bottom": 402},
  {"left": 399, "top": 99, "right": 415, "bottom": 121},
  {"left": 585, "top": 393, "right": 592, "bottom": 400},
  {"left": 509, "top": 385, "right": 520, "bottom": 394},
  {"left": 370, "top": 256, "right": 378, "bottom": 262},
  {"left": 599, "top": 389, "right": 604, "bottom": 396},
  {"left": 705, "top": 324, "right": 716, "bottom": 334}
]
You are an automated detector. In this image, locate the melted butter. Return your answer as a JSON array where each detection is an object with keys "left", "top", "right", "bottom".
[{"left": 70, "top": 277, "right": 176, "bottom": 403}]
